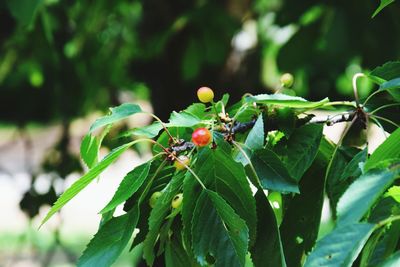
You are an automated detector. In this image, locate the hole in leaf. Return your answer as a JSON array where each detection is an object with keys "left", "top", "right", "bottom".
[{"left": 206, "top": 253, "right": 216, "bottom": 264}]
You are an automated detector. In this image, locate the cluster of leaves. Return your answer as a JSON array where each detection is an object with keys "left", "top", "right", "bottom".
[{"left": 41, "top": 62, "right": 400, "bottom": 267}]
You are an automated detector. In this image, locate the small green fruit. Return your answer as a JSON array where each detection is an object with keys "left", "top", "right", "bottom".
[
  {"left": 171, "top": 193, "right": 183, "bottom": 209},
  {"left": 280, "top": 73, "right": 294, "bottom": 88},
  {"left": 174, "top": 155, "right": 190, "bottom": 171},
  {"left": 149, "top": 191, "right": 162, "bottom": 208},
  {"left": 197, "top": 87, "right": 214, "bottom": 103}
]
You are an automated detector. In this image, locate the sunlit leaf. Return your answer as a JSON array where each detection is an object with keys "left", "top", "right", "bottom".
[
  {"left": 40, "top": 141, "right": 136, "bottom": 226},
  {"left": 90, "top": 103, "right": 142, "bottom": 133},
  {"left": 80, "top": 134, "right": 99, "bottom": 168},
  {"left": 246, "top": 94, "right": 329, "bottom": 108},
  {"left": 372, "top": 0, "right": 396, "bottom": 18},
  {"left": 284, "top": 124, "right": 323, "bottom": 181}
]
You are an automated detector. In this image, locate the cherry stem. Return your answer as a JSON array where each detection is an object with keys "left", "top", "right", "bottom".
[
  {"left": 173, "top": 154, "right": 206, "bottom": 189},
  {"left": 369, "top": 116, "right": 388, "bottom": 138},
  {"left": 369, "top": 103, "right": 400, "bottom": 115},
  {"left": 324, "top": 115, "right": 358, "bottom": 183},
  {"left": 352, "top": 73, "right": 365, "bottom": 107},
  {"left": 375, "top": 215, "right": 400, "bottom": 230},
  {"left": 138, "top": 159, "right": 168, "bottom": 204},
  {"left": 370, "top": 114, "right": 400, "bottom": 128},
  {"left": 232, "top": 141, "right": 262, "bottom": 189},
  {"left": 322, "top": 101, "right": 357, "bottom": 108},
  {"left": 211, "top": 100, "right": 222, "bottom": 124},
  {"left": 362, "top": 90, "right": 381, "bottom": 107},
  {"left": 143, "top": 112, "right": 176, "bottom": 142}
]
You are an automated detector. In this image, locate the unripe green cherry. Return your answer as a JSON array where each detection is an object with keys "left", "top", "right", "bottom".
[
  {"left": 192, "top": 128, "right": 212, "bottom": 147},
  {"left": 174, "top": 155, "right": 190, "bottom": 171},
  {"left": 197, "top": 86, "right": 214, "bottom": 103},
  {"left": 171, "top": 193, "right": 183, "bottom": 209},
  {"left": 280, "top": 73, "right": 294, "bottom": 88},
  {"left": 149, "top": 191, "right": 162, "bottom": 208}
]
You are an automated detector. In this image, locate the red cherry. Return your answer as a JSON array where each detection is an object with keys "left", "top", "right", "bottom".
[{"left": 192, "top": 128, "right": 212, "bottom": 147}]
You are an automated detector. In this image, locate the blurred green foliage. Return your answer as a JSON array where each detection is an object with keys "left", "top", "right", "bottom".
[{"left": 1, "top": 0, "right": 399, "bottom": 123}]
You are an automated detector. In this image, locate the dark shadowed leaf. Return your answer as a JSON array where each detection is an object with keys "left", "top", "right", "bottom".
[
  {"left": 100, "top": 161, "right": 152, "bottom": 214},
  {"left": 251, "top": 190, "right": 286, "bottom": 267},
  {"left": 284, "top": 124, "right": 323, "bottom": 181},
  {"left": 378, "top": 250, "right": 400, "bottom": 267},
  {"left": 192, "top": 190, "right": 249, "bottom": 267},
  {"left": 280, "top": 160, "right": 326, "bottom": 267},
  {"left": 143, "top": 172, "right": 185, "bottom": 266},
  {"left": 191, "top": 147, "right": 257, "bottom": 244},
  {"left": 251, "top": 149, "right": 299, "bottom": 193}
]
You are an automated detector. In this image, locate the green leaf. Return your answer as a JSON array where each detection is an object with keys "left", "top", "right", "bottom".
[
  {"left": 304, "top": 223, "right": 375, "bottom": 267},
  {"left": 370, "top": 61, "right": 400, "bottom": 81},
  {"left": 90, "top": 103, "right": 142, "bottom": 133},
  {"left": 361, "top": 221, "right": 400, "bottom": 266},
  {"left": 127, "top": 122, "right": 163, "bottom": 138},
  {"left": 193, "top": 147, "right": 257, "bottom": 245},
  {"left": 182, "top": 170, "right": 203, "bottom": 258},
  {"left": 340, "top": 148, "right": 368, "bottom": 181},
  {"left": 192, "top": 190, "right": 249, "bottom": 267},
  {"left": 143, "top": 172, "right": 185, "bottom": 266},
  {"left": 365, "top": 128, "right": 400, "bottom": 171},
  {"left": 379, "top": 77, "right": 400, "bottom": 101},
  {"left": 369, "top": 61, "right": 400, "bottom": 100},
  {"left": 372, "top": 0, "right": 396, "bottom": 18},
  {"left": 165, "top": 221, "right": 198, "bottom": 267},
  {"left": 167, "top": 111, "right": 202, "bottom": 127},
  {"left": 245, "top": 114, "right": 264, "bottom": 150},
  {"left": 100, "top": 161, "right": 152, "bottom": 214},
  {"left": 6, "top": 0, "right": 42, "bottom": 26},
  {"left": 280, "top": 161, "right": 326, "bottom": 267},
  {"left": 284, "top": 124, "right": 323, "bottom": 181},
  {"left": 368, "top": 193, "right": 400, "bottom": 223},
  {"left": 80, "top": 134, "right": 99, "bottom": 168},
  {"left": 251, "top": 190, "right": 286, "bottom": 267},
  {"left": 378, "top": 250, "right": 400, "bottom": 267},
  {"left": 77, "top": 205, "right": 140, "bottom": 267},
  {"left": 385, "top": 186, "right": 400, "bottom": 203},
  {"left": 235, "top": 114, "right": 264, "bottom": 165},
  {"left": 40, "top": 141, "right": 136, "bottom": 226},
  {"left": 185, "top": 103, "right": 207, "bottom": 118},
  {"left": 246, "top": 94, "right": 329, "bottom": 108},
  {"left": 380, "top": 77, "right": 400, "bottom": 91},
  {"left": 326, "top": 147, "right": 367, "bottom": 215},
  {"left": 251, "top": 149, "right": 299, "bottom": 193},
  {"left": 337, "top": 168, "right": 399, "bottom": 226}
]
